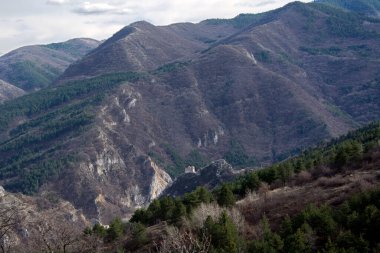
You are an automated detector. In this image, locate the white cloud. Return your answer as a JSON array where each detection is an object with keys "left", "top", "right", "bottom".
[
  {"left": 74, "top": 2, "right": 115, "bottom": 14},
  {"left": 73, "top": 2, "right": 128, "bottom": 15}
]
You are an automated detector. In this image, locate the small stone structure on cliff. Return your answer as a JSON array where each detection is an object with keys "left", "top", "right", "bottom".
[{"left": 184, "top": 166, "right": 196, "bottom": 174}]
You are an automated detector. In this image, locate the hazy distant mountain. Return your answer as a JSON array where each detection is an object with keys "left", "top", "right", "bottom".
[
  {"left": 0, "top": 38, "right": 100, "bottom": 91},
  {"left": 315, "top": 0, "right": 380, "bottom": 17},
  {"left": 0, "top": 79, "right": 25, "bottom": 103},
  {"left": 0, "top": 1, "right": 379, "bottom": 222}
]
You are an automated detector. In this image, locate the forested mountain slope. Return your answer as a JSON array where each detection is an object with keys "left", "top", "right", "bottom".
[
  {"left": 90, "top": 121, "right": 380, "bottom": 253},
  {"left": 316, "top": 0, "right": 380, "bottom": 17},
  {"left": 0, "top": 38, "right": 100, "bottom": 91}
]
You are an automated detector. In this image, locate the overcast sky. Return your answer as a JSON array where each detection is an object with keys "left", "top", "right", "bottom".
[{"left": 0, "top": 0, "right": 311, "bottom": 55}]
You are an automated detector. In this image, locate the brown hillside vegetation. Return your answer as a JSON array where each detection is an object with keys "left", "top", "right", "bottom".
[
  {"left": 0, "top": 79, "right": 25, "bottom": 103},
  {"left": 238, "top": 149, "right": 380, "bottom": 238}
]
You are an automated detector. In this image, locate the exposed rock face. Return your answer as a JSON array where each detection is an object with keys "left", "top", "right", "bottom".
[
  {"left": 0, "top": 185, "right": 5, "bottom": 197},
  {"left": 46, "top": 87, "right": 173, "bottom": 222},
  {"left": 0, "top": 79, "right": 25, "bottom": 103},
  {"left": 147, "top": 158, "right": 173, "bottom": 201},
  {"left": 163, "top": 160, "right": 244, "bottom": 197},
  {"left": 57, "top": 139, "right": 171, "bottom": 222}
]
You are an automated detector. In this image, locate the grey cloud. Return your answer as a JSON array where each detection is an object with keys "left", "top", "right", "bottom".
[
  {"left": 73, "top": 9, "right": 110, "bottom": 15},
  {"left": 254, "top": 0, "right": 277, "bottom": 7},
  {"left": 235, "top": 0, "right": 277, "bottom": 8},
  {"left": 46, "top": 0, "right": 68, "bottom": 5}
]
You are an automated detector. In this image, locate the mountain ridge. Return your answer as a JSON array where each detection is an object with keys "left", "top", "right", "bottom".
[
  {"left": 315, "top": 0, "right": 380, "bottom": 17},
  {"left": 0, "top": 38, "right": 100, "bottom": 91}
]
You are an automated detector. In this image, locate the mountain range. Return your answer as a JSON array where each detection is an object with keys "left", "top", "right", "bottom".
[
  {"left": 0, "top": 38, "right": 100, "bottom": 92},
  {"left": 0, "top": 0, "right": 379, "bottom": 223}
]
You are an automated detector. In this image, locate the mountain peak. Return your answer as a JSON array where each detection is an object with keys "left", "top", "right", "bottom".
[
  {"left": 64, "top": 38, "right": 100, "bottom": 46},
  {"left": 130, "top": 20, "right": 155, "bottom": 28}
]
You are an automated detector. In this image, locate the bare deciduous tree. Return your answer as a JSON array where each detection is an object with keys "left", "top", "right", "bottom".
[
  {"left": 76, "top": 233, "right": 105, "bottom": 253},
  {"left": 189, "top": 202, "right": 246, "bottom": 233},
  {"left": 258, "top": 182, "right": 270, "bottom": 200},
  {"left": 295, "top": 171, "right": 312, "bottom": 185},
  {"left": 0, "top": 193, "right": 26, "bottom": 253},
  {"left": 25, "top": 208, "right": 86, "bottom": 253},
  {"left": 154, "top": 226, "right": 210, "bottom": 253},
  {"left": 29, "top": 220, "right": 80, "bottom": 253},
  {"left": 190, "top": 202, "right": 223, "bottom": 228}
]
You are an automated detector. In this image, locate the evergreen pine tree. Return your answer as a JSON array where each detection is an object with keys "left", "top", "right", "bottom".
[{"left": 217, "top": 184, "right": 236, "bottom": 207}]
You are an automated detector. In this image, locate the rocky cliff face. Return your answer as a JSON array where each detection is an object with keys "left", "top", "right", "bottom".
[{"left": 49, "top": 85, "right": 172, "bottom": 222}]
